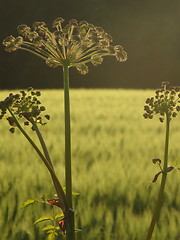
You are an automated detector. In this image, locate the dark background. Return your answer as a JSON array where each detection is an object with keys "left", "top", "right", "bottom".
[{"left": 0, "top": 0, "right": 180, "bottom": 89}]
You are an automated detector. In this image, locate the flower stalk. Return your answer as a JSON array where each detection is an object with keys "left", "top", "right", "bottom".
[
  {"left": 143, "top": 82, "right": 180, "bottom": 240},
  {"left": 0, "top": 89, "right": 68, "bottom": 214},
  {"left": 145, "top": 113, "right": 170, "bottom": 240},
  {"left": 2, "top": 17, "right": 127, "bottom": 240},
  {"left": 63, "top": 64, "right": 76, "bottom": 240},
  {"left": 63, "top": 64, "right": 72, "bottom": 208},
  {"left": 15, "top": 115, "right": 66, "bottom": 208}
]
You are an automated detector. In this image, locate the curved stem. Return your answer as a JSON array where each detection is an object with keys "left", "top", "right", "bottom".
[
  {"left": 7, "top": 107, "right": 68, "bottom": 211},
  {"left": 62, "top": 65, "right": 75, "bottom": 240},
  {"left": 145, "top": 113, "right": 170, "bottom": 240},
  {"left": 32, "top": 120, "right": 68, "bottom": 208}
]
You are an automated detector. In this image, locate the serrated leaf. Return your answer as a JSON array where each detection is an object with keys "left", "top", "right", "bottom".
[
  {"left": 42, "top": 225, "right": 55, "bottom": 231},
  {"left": 55, "top": 213, "right": 64, "bottom": 220},
  {"left": 34, "top": 216, "right": 53, "bottom": 225},
  {"left": 20, "top": 199, "right": 38, "bottom": 209}
]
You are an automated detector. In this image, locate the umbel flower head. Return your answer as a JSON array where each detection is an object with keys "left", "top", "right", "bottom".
[
  {"left": 3, "top": 17, "right": 127, "bottom": 74},
  {"left": 143, "top": 82, "right": 180, "bottom": 122},
  {"left": 0, "top": 88, "right": 50, "bottom": 133}
]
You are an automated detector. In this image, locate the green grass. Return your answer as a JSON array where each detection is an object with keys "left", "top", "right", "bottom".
[{"left": 0, "top": 89, "right": 180, "bottom": 240}]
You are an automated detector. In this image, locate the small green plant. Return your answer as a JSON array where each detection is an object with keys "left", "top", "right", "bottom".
[
  {"left": 3, "top": 17, "right": 127, "bottom": 240},
  {"left": 143, "top": 81, "right": 180, "bottom": 240},
  {"left": 21, "top": 198, "right": 66, "bottom": 239}
]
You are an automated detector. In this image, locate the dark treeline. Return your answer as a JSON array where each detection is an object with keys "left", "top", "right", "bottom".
[{"left": 0, "top": 0, "right": 180, "bottom": 89}]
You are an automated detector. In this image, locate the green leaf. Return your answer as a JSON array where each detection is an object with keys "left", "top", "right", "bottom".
[
  {"left": 72, "top": 191, "right": 80, "bottom": 196},
  {"left": 34, "top": 217, "right": 53, "bottom": 225},
  {"left": 75, "top": 228, "right": 81, "bottom": 232},
  {"left": 63, "top": 187, "right": 79, "bottom": 196},
  {"left": 48, "top": 232, "right": 58, "bottom": 240},
  {"left": 42, "top": 225, "right": 55, "bottom": 231},
  {"left": 55, "top": 213, "right": 64, "bottom": 220},
  {"left": 20, "top": 199, "right": 38, "bottom": 209},
  {"left": 170, "top": 158, "right": 180, "bottom": 168}
]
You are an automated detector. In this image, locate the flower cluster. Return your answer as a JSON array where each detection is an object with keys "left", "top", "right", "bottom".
[
  {"left": 0, "top": 88, "right": 50, "bottom": 133},
  {"left": 143, "top": 82, "right": 180, "bottom": 122},
  {"left": 3, "top": 17, "right": 127, "bottom": 74}
]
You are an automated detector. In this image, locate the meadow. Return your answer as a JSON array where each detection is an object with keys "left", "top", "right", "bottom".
[{"left": 0, "top": 89, "right": 180, "bottom": 240}]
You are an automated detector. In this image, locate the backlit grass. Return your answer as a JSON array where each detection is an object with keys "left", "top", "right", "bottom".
[{"left": 0, "top": 89, "right": 180, "bottom": 240}]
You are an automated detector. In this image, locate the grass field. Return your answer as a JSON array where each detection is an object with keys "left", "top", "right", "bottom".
[{"left": 0, "top": 89, "right": 180, "bottom": 240}]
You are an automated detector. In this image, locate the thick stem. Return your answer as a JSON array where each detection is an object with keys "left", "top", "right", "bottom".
[
  {"left": 63, "top": 65, "right": 75, "bottom": 240},
  {"left": 63, "top": 65, "right": 72, "bottom": 208},
  {"left": 145, "top": 113, "right": 170, "bottom": 240}
]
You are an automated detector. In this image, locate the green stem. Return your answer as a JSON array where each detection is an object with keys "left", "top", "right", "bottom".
[
  {"left": 32, "top": 120, "right": 69, "bottom": 211},
  {"left": 145, "top": 113, "right": 170, "bottom": 240},
  {"left": 7, "top": 107, "right": 68, "bottom": 211},
  {"left": 63, "top": 64, "right": 75, "bottom": 240},
  {"left": 32, "top": 119, "right": 54, "bottom": 169},
  {"left": 63, "top": 65, "right": 72, "bottom": 208}
]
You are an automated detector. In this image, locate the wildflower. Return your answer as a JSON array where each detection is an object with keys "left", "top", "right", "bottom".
[
  {"left": 0, "top": 88, "right": 50, "bottom": 132},
  {"left": 3, "top": 17, "right": 127, "bottom": 74},
  {"left": 143, "top": 82, "right": 180, "bottom": 122}
]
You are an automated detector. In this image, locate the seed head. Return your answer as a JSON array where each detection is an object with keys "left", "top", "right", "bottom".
[
  {"left": 3, "top": 36, "right": 23, "bottom": 52},
  {"left": 3, "top": 17, "right": 127, "bottom": 74},
  {"left": 143, "top": 82, "right": 180, "bottom": 122},
  {"left": 0, "top": 88, "right": 50, "bottom": 131}
]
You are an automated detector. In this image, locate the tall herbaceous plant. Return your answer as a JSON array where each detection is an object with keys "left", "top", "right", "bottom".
[
  {"left": 143, "top": 82, "right": 180, "bottom": 240},
  {"left": 2, "top": 17, "right": 127, "bottom": 240}
]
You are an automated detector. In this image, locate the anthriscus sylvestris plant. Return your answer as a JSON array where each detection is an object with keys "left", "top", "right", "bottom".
[
  {"left": 143, "top": 82, "right": 180, "bottom": 240},
  {"left": 3, "top": 17, "right": 127, "bottom": 240},
  {"left": 0, "top": 88, "right": 69, "bottom": 239}
]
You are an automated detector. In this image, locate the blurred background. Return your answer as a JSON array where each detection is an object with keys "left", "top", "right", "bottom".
[
  {"left": 0, "top": 0, "right": 180, "bottom": 89},
  {"left": 1, "top": 2, "right": 180, "bottom": 239}
]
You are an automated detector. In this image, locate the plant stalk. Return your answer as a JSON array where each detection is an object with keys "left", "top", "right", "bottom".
[
  {"left": 32, "top": 119, "right": 54, "bottom": 169},
  {"left": 63, "top": 64, "right": 75, "bottom": 240},
  {"left": 7, "top": 107, "right": 68, "bottom": 211},
  {"left": 145, "top": 113, "right": 170, "bottom": 240},
  {"left": 32, "top": 120, "right": 69, "bottom": 211}
]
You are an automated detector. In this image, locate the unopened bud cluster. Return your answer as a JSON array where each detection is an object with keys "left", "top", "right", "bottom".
[
  {"left": 3, "top": 17, "right": 127, "bottom": 74},
  {"left": 152, "top": 158, "right": 162, "bottom": 164},
  {"left": 0, "top": 88, "right": 50, "bottom": 133},
  {"left": 143, "top": 82, "right": 180, "bottom": 122}
]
